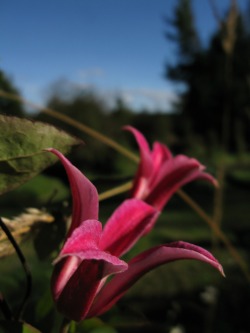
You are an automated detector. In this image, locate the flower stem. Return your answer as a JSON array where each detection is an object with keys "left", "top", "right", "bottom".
[
  {"left": 99, "top": 180, "right": 133, "bottom": 201},
  {"left": 59, "top": 317, "right": 71, "bottom": 333}
]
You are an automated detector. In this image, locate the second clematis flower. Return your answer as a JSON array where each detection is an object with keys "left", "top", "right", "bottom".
[
  {"left": 124, "top": 126, "right": 217, "bottom": 211},
  {"left": 47, "top": 148, "right": 224, "bottom": 322}
]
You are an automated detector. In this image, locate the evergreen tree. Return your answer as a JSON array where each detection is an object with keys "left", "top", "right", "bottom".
[
  {"left": 165, "top": 0, "right": 250, "bottom": 153},
  {"left": 0, "top": 69, "right": 24, "bottom": 117}
]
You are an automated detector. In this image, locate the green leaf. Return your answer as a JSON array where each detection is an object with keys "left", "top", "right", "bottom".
[
  {"left": 0, "top": 321, "right": 41, "bottom": 333},
  {"left": 0, "top": 115, "right": 81, "bottom": 195},
  {"left": 22, "top": 323, "right": 42, "bottom": 333}
]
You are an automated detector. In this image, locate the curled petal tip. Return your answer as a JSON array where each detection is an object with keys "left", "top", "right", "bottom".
[
  {"left": 44, "top": 147, "right": 59, "bottom": 154},
  {"left": 212, "top": 178, "right": 219, "bottom": 188}
]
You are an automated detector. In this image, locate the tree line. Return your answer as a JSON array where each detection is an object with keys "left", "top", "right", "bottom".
[
  {"left": 1, "top": 0, "right": 250, "bottom": 177},
  {"left": 165, "top": 0, "right": 250, "bottom": 153}
]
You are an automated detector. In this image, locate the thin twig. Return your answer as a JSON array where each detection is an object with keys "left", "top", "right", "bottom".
[
  {"left": 99, "top": 180, "right": 133, "bottom": 201},
  {"left": 0, "top": 217, "right": 32, "bottom": 319},
  {"left": 212, "top": 164, "right": 225, "bottom": 248},
  {"left": 0, "top": 90, "right": 139, "bottom": 163},
  {"left": 177, "top": 189, "right": 250, "bottom": 281}
]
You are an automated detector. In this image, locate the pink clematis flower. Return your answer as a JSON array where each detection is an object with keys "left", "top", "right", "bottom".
[
  {"left": 125, "top": 126, "right": 217, "bottom": 211},
  {"left": 47, "top": 148, "right": 224, "bottom": 322}
]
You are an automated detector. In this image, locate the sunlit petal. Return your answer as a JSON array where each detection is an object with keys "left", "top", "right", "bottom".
[
  {"left": 46, "top": 148, "right": 99, "bottom": 236},
  {"left": 89, "top": 241, "right": 224, "bottom": 317},
  {"left": 100, "top": 199, "right": 159, "bottom": 257}
]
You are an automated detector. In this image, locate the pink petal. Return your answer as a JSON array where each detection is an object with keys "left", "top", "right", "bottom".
[
  {"left": 51, "top": 220, "right": 128, "bottom": 321},
  {"left": 52, "top": 258, "right": 124, "bottom": 321},
  {"left": 100, "top": 199, "right": 159, "bottom": 257},
  {"left": 151, "top": 142, "right": 172, "bottom": 167},
  {"left": 148, "top": 141, "right": 173, "bottom": 188},
  {"left": 88, "top": 241, "right": 224, "bottom": 317},
  {"left": 46, "top": 148, "right": 99, "bottom": 236},
  {"left": 123, "top": 126, "right": 151, "bottom": 156},
  {"left": 52, "top": 220, "right": 128, "bottom": 296},
  {"left": 123, "top": 126, "right": 153, "bottom": 199},
  {"left": 60, "top": 219, "right": 102, "bottom": 255},
  {"left": 146, "top": 155, "right": 217, "bottom": 210}
]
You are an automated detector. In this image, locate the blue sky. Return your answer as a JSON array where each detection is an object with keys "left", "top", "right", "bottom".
[{"left": 1, "top": 0, "right": 248, "bottom": 112}]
